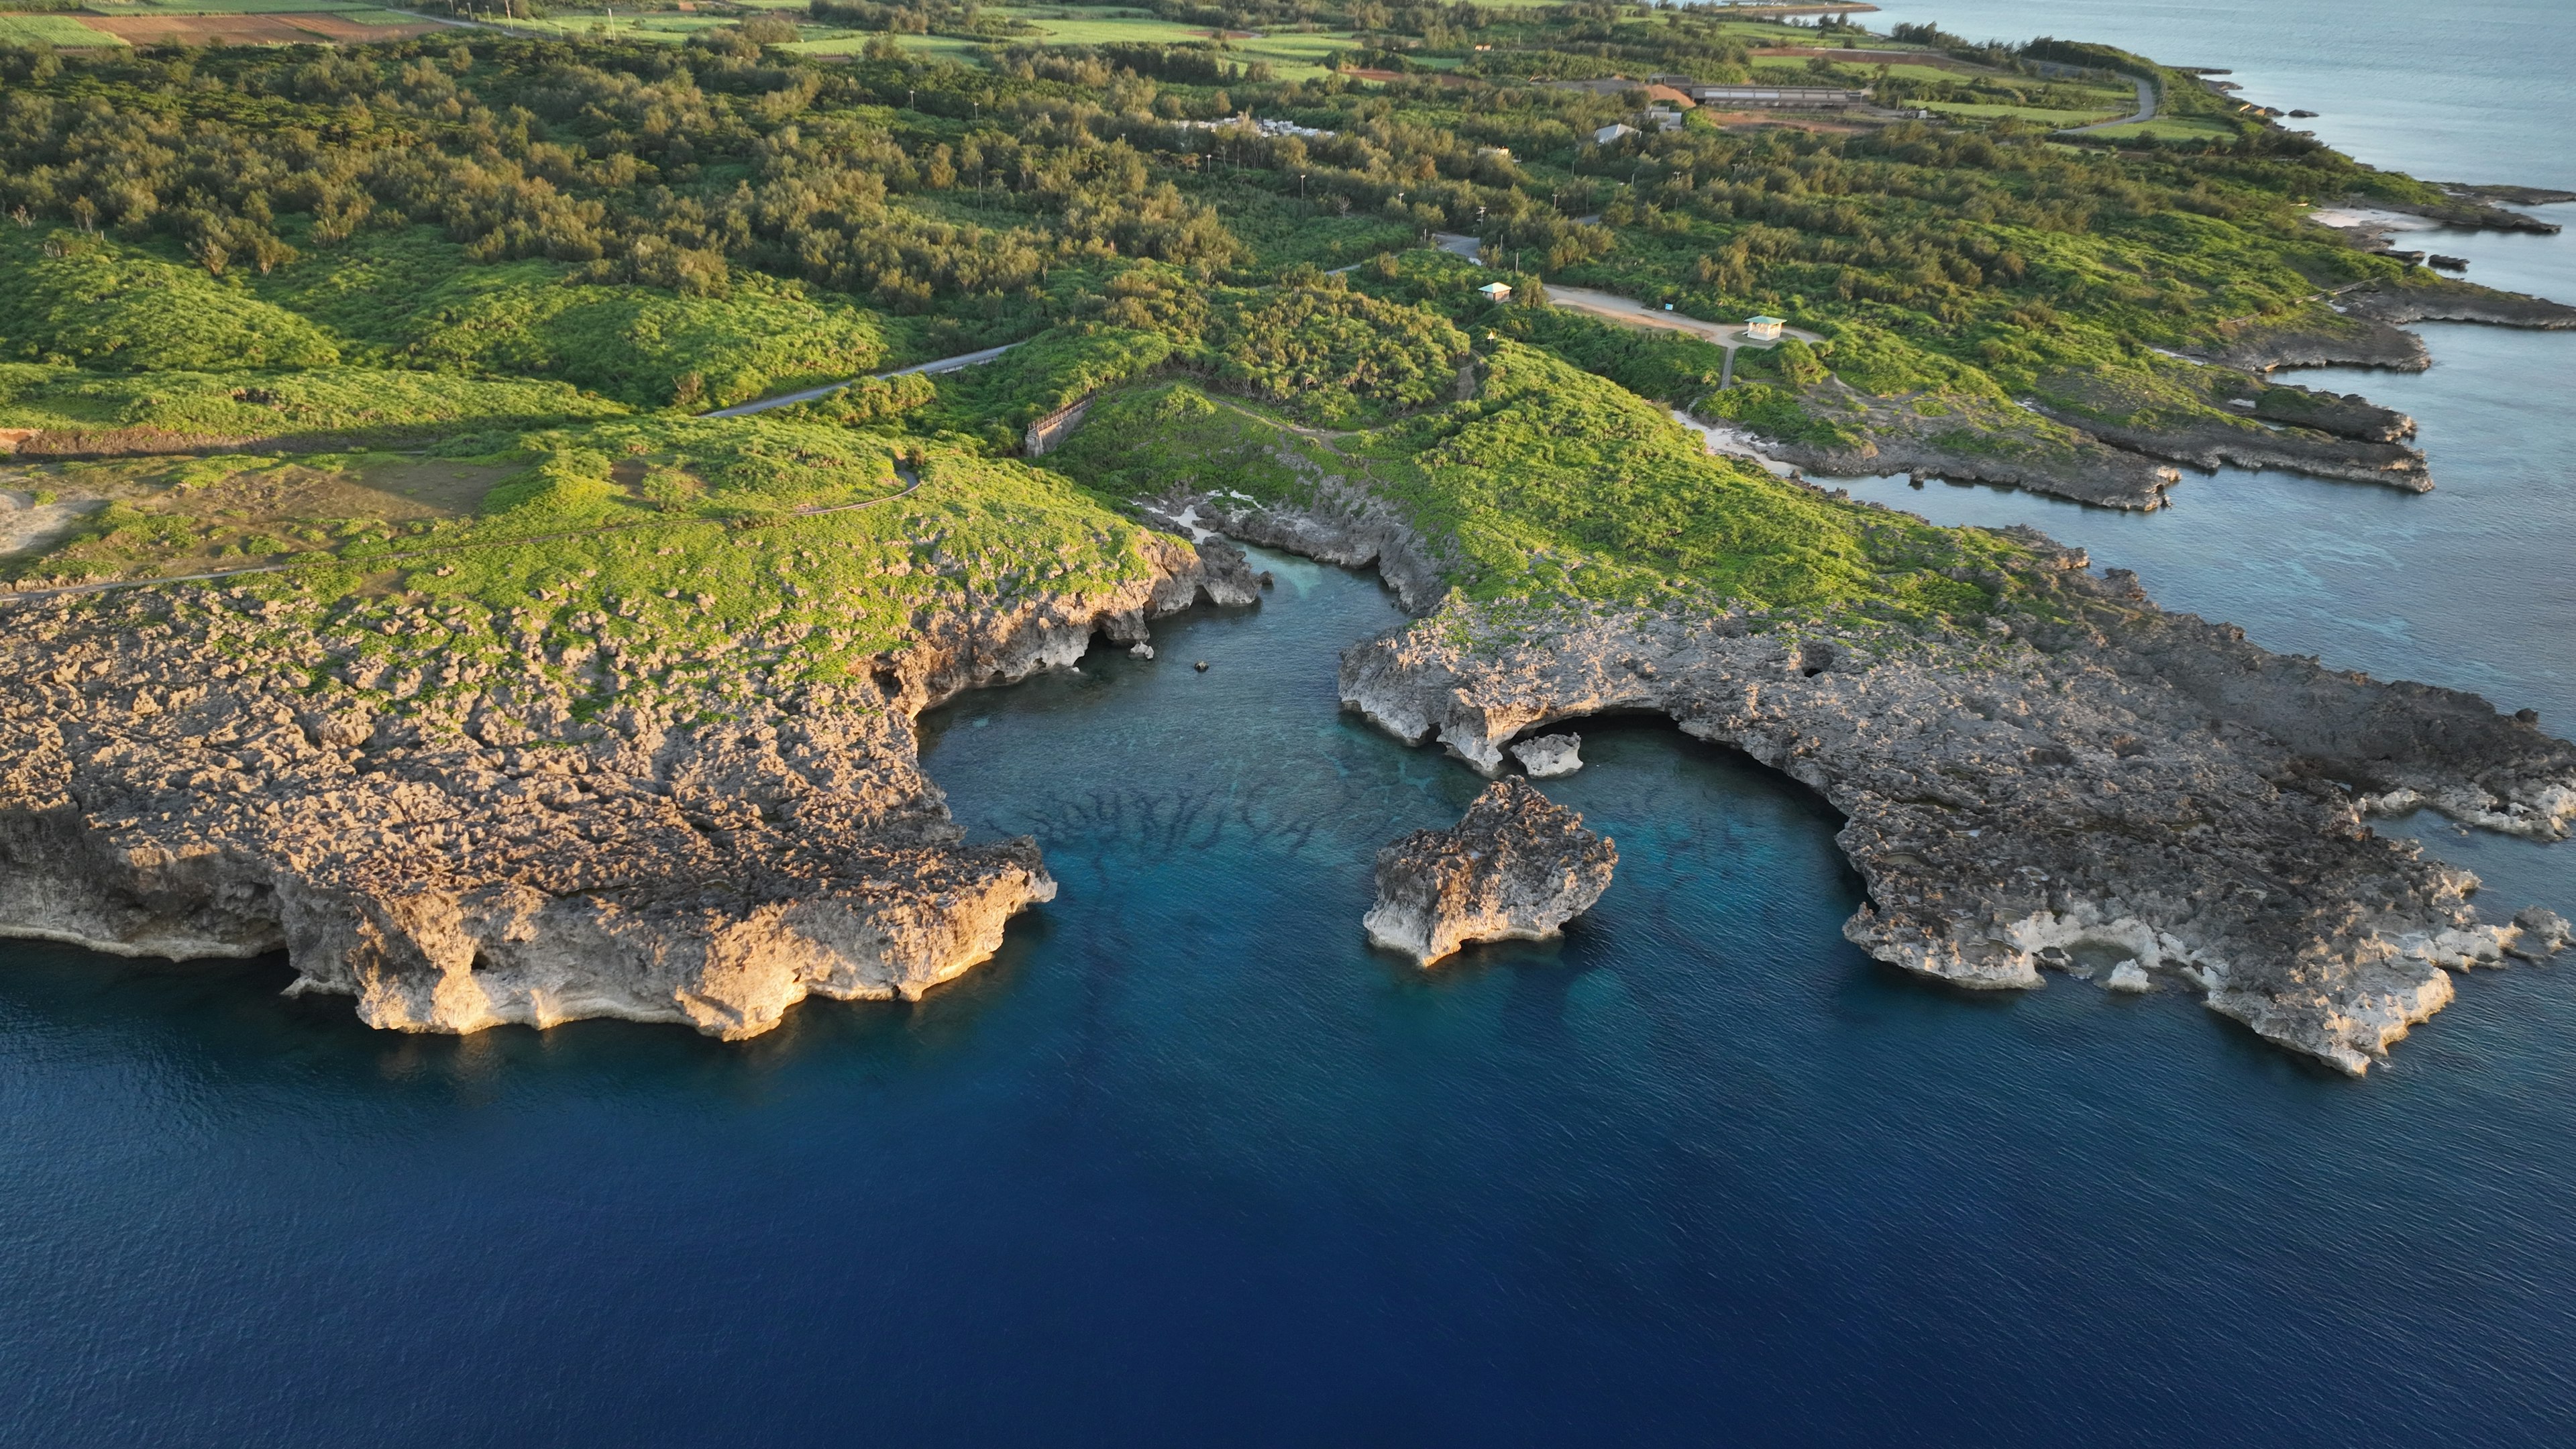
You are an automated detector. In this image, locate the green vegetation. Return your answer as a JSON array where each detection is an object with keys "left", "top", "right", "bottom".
[
  {"left": 1054, "top": 345, "right": 2039, "bottom": 627},
  {"left": 0, "top": 362, "right": 627, "bottom": 448},
  {"left": 0, "top": 5, "right": 2499, "bottom": 674},
  {"left": 1, "top": 231, "right": 338, "bottom": 370},
  {"left": 0, "top": 15, "right": 124, "bottom": 45}
]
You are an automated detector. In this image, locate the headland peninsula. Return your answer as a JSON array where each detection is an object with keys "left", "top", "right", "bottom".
[{"left": 2, "top": 0, "right": 2571, "bottom": 1073}]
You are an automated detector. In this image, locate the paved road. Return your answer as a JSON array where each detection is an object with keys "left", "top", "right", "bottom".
[
  {"left": 1430, "top": 231, "right": 1487, "bottom": 264},
  {"left": 701, "top": 343, "right": 1019, "bottom": 419},
  {"left": 2057, "top": 76, "right": 2158, "bottom": 135}
]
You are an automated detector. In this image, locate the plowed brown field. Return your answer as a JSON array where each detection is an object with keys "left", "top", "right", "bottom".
[{"left": 83, "top": 13, "right": 445, "bottom": 46}]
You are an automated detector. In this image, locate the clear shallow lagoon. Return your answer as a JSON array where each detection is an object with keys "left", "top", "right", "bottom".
[{"left": 9, "top": 8, "right": 2576, "bottom": 1445}]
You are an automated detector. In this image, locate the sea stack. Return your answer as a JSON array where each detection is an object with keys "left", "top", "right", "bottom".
[{"left": 1362, "top": 778, "right": 1617, "bottom": 966}]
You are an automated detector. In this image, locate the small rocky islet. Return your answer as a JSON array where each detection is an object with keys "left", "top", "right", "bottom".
[{"left": 1362, "top": 777, "right": 1618, "bottom": 967}]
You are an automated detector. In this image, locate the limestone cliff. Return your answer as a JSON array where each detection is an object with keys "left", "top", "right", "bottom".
[
  {"left": 0, "top": 535, "right": 1260, "bottom": 1038},
  {"left": 1336, "top": 547, "right": 2576, "bottom": 1075}
]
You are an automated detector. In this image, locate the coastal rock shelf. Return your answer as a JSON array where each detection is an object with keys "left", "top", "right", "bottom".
[
  {"left": 1735, "top": 276, "right": 2575, "bottom": 511},
  {"left": 1362, "top": 777, "right": 1617, "bottom": 967},
  {"left": 0, "top": 539, "right": 1260, "bottom": 1038},
  {"left": 1337, "top": 551, "right": 2576, "bottom": 1076}
]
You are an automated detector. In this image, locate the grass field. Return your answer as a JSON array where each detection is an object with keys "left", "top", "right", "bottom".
[
  {"left": 2083, "top": 116, "right": 2245, "bottom": 142},
  {"left": 0, "top": 14, "right": 128, "bottom": 45},
  {"left": 1927, "top": 101, "right": 2128, "bottom": 125},
  {"left": 785, "top": 32, "right": 984, "bottom": 60},
  {"left": 506, "top": 12, "right": 736, "bottom": 42}
]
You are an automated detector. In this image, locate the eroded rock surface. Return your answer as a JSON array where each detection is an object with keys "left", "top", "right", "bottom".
[
  {"left": 1362, "top": 777, "right": 1617, "bottom": 965},
  {"left": 1511, "top": 733, "right": 1583, "bottom": 777},
  {"left": 0, "top": 535, "right": 1259, "bottom": 1038},
  {"left": 1338, "top": 546, "right": 2576, "bottom": 1074}
]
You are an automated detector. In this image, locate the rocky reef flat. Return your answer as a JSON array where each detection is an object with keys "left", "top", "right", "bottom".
[
  {"left": 1334, "top": 534, "right": 2575, "bottom": 1075},
  {"left": 0, "top": 537, "right": 1258, "bottom": 1038}
]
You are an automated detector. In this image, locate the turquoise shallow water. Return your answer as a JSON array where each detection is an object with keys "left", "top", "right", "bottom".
[{"left": 8, "top": 7, "right": 2576, "bottom": 1443}]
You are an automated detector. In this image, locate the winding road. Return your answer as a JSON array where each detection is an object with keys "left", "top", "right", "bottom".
[{"left": 2057, "top": 76, "right": 2158, "bottom": 135}]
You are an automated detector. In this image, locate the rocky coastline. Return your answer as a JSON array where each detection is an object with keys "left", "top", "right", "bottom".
[
  {"left": 2023, "top": 402, "right": 2431, "bottom": 493},
  {"left": 1728, "top": 276, "right": 2571, "bottom": 508},
  {"left": 0, "top": 536, "right": 1260, "bottom": 1038},
  {"left": 1315, "top": 521, "right": 2574, "bottom": 1075}
]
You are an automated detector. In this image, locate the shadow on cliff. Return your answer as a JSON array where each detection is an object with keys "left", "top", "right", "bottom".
[{"left": 0, "top": 922, "right": 1044, "bottom": 1100}]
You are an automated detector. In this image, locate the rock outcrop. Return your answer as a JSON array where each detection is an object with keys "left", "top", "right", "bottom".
[
  {"left": 2026, "top": 404, "right": 2432, "bottom": 492},
  {"left": 0, "top": 535, "right": 1260, "bottom": 1038},
  {"left": 2341, "top": 278, "right": 2576, "bottom": 330},
  {"left": 1144, "top": 474, "right": 1450, "bottom": 612},
  {"left": 1738, "top": 386, "right": 2182, "bottom": 511},
  {"left": 1511, "top": 733, "right": 1583, "bottom": 777},
  {"left": 2239, "top": 382, "right": 2415, "bottom": 443},
  {"left": 2196, "top": 308, "right": 2431, "bottom": 373},
  {"left": 1362, "top": 778, "right": 1617, "bottom": 966},
  {"left": 1337, "top": 543, "right": 2576, "bottom": 1075}
]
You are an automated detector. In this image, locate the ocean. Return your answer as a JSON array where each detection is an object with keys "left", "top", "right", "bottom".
[{"left": 4, "top": 5, "right": 2575, "bottom": 1444}]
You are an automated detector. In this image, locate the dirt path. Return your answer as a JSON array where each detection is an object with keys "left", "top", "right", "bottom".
[{"left": 1544, "top": 285, "right": 1825, "bottom": 353}]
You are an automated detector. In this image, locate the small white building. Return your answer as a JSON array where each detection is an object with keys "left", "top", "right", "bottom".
[
  {"left": 1477, "top": 281, "right": 1514, "bottom": 303},
  {"left": 1745, "top": 315, "right": 1785, "bottom": 341},
  {"left": 1593, "top": 122, "right": 1638, "bottom": 145}
]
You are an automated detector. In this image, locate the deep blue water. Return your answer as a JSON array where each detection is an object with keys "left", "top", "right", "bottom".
[{"left": 9, "top": 7, "right": 2576, "bottom": 1445}]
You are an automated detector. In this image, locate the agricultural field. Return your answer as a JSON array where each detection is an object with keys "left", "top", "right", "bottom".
[{"left": 1, "top": 0, "right": 449, "bottom": 46}]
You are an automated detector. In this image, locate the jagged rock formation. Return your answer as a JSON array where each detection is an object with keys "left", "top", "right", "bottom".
[
  {"left": 2234, "top": 380, "right": 2414, "bottom": 442},
  {"left": 2196, "top": 308, "right": 2431, "bottom": 373},
  {"left": 1729, "top": 274, "right": 2569, "bottom": 506},
  {"left": 2026, "top": 402, "right": 2431, "bottom": 492},
  {"left": 1362, "top": 777, "right": 1617, "bottom": 966},
  {"left": 1337, "top": 543, "right": 2576, "bottom": 1075},
  {"left": 1741, "top": 386, "right": 2183, "bottom": 511},
  {"left": 1144, "top": 473, "right": 1452, "bottom": 612},
  {"left": 2341, "top": 278, "right": 2576, "bottom": 330},
  {"left": 1511, "top": 733, "right": 1583, "bottom": 777},
  {"left": 0, "top": 536, "right": 1260, "bottom": 1038}
]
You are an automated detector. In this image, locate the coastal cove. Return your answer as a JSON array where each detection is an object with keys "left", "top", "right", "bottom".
[
  {"left": 9, "top": 547, "right": 2576, "bottom": 1446},
  {"left": 9, "top": 3, "right": 2576, "bottom": 1445}
]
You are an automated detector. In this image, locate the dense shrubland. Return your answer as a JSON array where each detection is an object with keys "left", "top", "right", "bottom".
[{"left": 0, "top": 8, "right": 2482, "bottom": 623}]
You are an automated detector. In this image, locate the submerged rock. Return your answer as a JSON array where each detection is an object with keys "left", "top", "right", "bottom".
[
  {"left": 1511, "top": 732, "right": 1583, "bottom": 777},
  {"left": 1362, "top": 778, "right": 1617, "bottom": 967}
]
